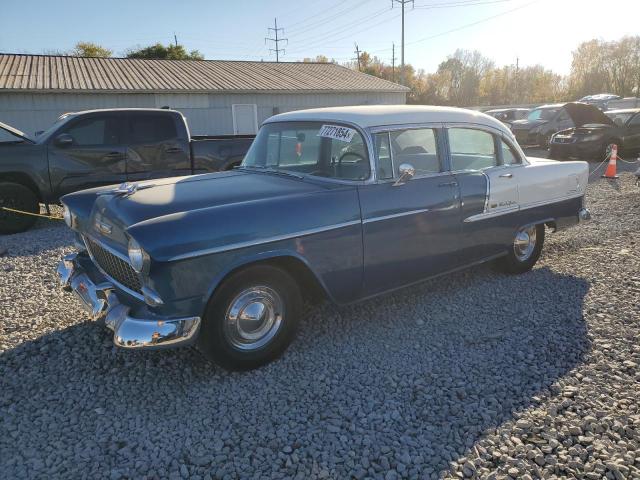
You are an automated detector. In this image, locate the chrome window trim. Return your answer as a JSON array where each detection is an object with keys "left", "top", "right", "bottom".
[
  {"left": 363, "top": 208, "right": 430, "bottom": 224},
  {"left": 167, "top": 220, "right": 362, "bottom": 261},
  {"left": 82, "top": 235, "right": 145, "bottom": 301}
]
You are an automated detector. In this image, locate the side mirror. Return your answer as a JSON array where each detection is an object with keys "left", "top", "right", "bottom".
[
  {"left": 54, "top": 133, "right": 74, "bottom": 147},
  {"left": 393, "top": 163, "right": 415, "bottom": 186}
]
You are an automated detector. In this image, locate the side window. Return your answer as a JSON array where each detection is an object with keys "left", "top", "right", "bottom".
[
  {"left": 501, "top": 139, "right": 522, "bottom": 165},
  {"left": 629, "top": 114, "right": 640, "bottom": 126},
  {"left": 63, "top": 117, "right": 115, "bottom": 146},
  {"left": 130, "top": 115, "right": 177, "bottom": 143},
  {"left": 390, "top": 128, "right": 440, "bottom": 176},
  {"left": 449, "top": 128, "right": 497, "bottom": 171}
]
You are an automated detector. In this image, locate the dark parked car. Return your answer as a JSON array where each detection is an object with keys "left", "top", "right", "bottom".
[
  {"left": 484, "top": 108, "right": 530, "bottom": 127},
  {"left": 549, "top": 107, "right": 640, "bottom": 160},
  {"left": 0, "top": 108, "right": 254, "bottom": 234},
  {"left": 510, "top": 102, "right": 615, "bottom": 148},
  {"left": 510, "top": 103, "right": 575, "bottom": 146},
  {"left": 57, "top": 105, "right": 590, "bottom": 370}
]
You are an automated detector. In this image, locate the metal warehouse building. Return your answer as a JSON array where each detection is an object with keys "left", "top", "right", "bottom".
[{"left": 0, "top": 54, "right": 408, "bottom": 136}]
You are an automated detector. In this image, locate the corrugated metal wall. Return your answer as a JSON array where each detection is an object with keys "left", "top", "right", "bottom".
[{"left": 0, "top": 92, "right": 406, "bottom": 136}]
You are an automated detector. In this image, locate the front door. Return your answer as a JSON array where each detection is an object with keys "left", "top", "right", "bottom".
[
  {"left": 359, "top": 127, "right": 462, "bottom": 297},
  {"left": 47, "top": 113, "right": 126, "bottom": 197}
]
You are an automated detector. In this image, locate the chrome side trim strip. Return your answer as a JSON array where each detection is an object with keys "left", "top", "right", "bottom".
[
  {"left": 167, "top": 220, "right": 362, "bottom": 261},
  {"left": 363, "top": 208, "right": 430, "bottom": 224},
  {"left": 464, "top": 193, "right": 584, "bottom": 223}
]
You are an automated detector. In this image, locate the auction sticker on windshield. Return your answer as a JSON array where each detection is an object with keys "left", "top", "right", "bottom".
[{"left": 317, "top": 125, "right": 356, "bottom": 142}]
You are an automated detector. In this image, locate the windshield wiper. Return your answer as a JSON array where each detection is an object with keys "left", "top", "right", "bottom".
[{"left": 236, "top": 165, "right": 304, "bottom": 179}]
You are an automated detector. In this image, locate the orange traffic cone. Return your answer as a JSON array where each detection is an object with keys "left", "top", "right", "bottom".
[{"left": 602, "top": 144, "right": 619, "bottom": 179}]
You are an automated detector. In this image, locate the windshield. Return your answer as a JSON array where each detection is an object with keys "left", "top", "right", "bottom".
[
  {"left": 242, "top": 121, "right": 370, "bottom": 181},
  {"left": 527, "top": 108, "right": 559, "bottom": 122},
  {"left": 36, "top": 113, "right": 74, "bottom": 142}
]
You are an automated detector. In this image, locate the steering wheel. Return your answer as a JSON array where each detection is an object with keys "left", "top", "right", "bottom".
[{"left": 338, "top": 151, "right": 366, "bottom": 164}]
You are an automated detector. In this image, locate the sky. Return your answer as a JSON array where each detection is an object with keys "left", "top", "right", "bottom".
[{"left": 1, "top": 0, "right": 639, "bottom": 75}]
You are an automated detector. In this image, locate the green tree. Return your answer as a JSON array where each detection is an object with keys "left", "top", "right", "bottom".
[
  {"left": 126, "top": 43, "right": 204, "bottom": 60},
  {"left": 71, "top": 42, "right": 112, "bottom": 58}
]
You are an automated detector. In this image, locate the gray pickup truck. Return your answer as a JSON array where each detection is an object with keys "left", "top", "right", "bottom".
[{"left": 0, "top": 108, "right": 254, "bottom": 233}]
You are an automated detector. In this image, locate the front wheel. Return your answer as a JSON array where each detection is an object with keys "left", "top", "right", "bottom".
[
  {"left": 0, "top": 182, "right": 39, "bottom": 234},
  {"left": 493, "top": 224, "right": 545, "bottom": 274},
  {"left": 197, "top": 265, "right": 303, "bottom": 371}
]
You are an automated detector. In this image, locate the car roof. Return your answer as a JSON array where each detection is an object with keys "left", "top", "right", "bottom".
[
  {"left": 533, "top": 103, "right": 565, "bottom": 109},
  {"left": 266, "top": 105, "right": 510, "bottom": 133},
  {"left": 67, "top": 108, "right": 180, "bottom": 116}
]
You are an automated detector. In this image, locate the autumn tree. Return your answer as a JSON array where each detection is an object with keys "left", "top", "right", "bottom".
[
  {"left": 70, "top": 42, "right": 112, "bottom": 58},
  {"left": 126, "top": 43, "right": 204, "bottom": 60}
]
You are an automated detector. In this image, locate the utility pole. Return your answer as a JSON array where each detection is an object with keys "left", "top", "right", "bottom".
[
  {"left": 353, "top": 43, "right": 362, "bottom": 71},
  {"left": 265, "top": 18, "right": 287, "bottom": 62},
  {"left": 173, "top": 33, "right": 178, "bottom": 47},
  {"left": 515, "top": 57, "right": 519, "bottom": 104},
  {"left": 391, "top": 43, "right": 396, "bottom": 82},
  {"left": 392, "top": 0, "right": 414, "bottom": 85}
]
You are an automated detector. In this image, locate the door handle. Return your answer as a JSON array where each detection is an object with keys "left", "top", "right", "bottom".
[
  {"left": 165, "top": 147, "right": 183, "bottom": 154},
  {"left": 499, "top": 173, "right": 513, "bottom": 178},
  {"left": 438, "top": 181, "right": 458, "bottom": 187},
  {"left": 104, "top": 152, "right": 123, "bottom": 159}
]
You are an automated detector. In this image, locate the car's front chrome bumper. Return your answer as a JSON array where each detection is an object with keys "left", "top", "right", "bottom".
[{"left": 56, "top": 253, "right": 200, "bottom": 350}]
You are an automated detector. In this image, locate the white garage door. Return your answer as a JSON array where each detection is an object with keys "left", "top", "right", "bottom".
[{"left": 232, "top": 104, "right": 258, "bottom": 135}]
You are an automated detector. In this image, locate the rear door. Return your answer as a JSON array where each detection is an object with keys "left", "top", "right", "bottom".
[
  {"left": 47, "top": 113, "right": 126, "bottom": 196},
  {"left": 125, "top": 112, "right": 190, "bottom": 181},
  {"left": 448, "top": 126, "right": 520, "bottom": 259},
  {"left": 359, "top": 126, "right": 463, "bottom": 296}
]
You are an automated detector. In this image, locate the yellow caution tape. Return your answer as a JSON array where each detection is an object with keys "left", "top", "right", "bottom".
[{"left": 1, "top": 207, "right": 63, "bottom": 220}]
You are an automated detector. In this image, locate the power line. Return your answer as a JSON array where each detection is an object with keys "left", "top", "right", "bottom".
[
  {"left": 265, "top": 18, "right": 288, "bottom": 62},
  {"left": 284, "top": 0, "right": 375, "bottom": 36}
]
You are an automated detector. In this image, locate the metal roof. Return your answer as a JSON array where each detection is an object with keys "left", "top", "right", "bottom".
[{"left": 0, "top": 54, "right": 409, "bottom": 94}]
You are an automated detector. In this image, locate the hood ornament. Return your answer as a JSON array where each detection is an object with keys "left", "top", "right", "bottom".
[{"left": 98, "top": 182, "right": 154, "bottom": 198}]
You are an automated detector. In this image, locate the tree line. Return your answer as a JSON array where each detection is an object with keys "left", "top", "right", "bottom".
[
  {"left": 307, "top": 36, "right": 640, "bottom": 106},
  {"left": 62, "top": 36, "right": 640, "bottom": 107}
]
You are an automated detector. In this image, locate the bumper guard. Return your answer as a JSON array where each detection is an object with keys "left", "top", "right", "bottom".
[{"left": 56, "top": 253, "right": 200, "bottom": 349}]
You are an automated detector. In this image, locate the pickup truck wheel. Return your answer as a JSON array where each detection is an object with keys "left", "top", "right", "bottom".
[
  {"left": 0, "top": 182, "right": 39, "bottom": 234},
  {"left": 493, "top": 224, "right": 545, "bottom": 274},
  {"left": 197, "top": 265, "right": 303, "bottom": 371}
]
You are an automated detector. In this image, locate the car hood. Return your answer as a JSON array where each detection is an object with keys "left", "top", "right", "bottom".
[
  {"left": 0, "top": 121, "right": 35, "bottom": 143},
  {"left": 72, "top": 170, "right": 338, "bottom": 249},
  {"left": 564, "top": 102, "right": 615, "bottom": 127}
]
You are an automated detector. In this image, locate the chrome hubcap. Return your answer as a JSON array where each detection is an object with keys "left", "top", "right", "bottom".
[
  {"left": 224, "top": 286, "right": 284, "bottom": 351},
  {"left": 513, "top": 225, "right": 537, "bottom": 261}
]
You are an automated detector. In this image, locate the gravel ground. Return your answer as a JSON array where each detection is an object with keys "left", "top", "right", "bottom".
[{"left": 1, "top": 166, "right": 639, "bottom": 479}]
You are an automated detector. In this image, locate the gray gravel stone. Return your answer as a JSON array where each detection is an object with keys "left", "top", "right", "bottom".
[{"left": 1, "top": 172, "right": 640, "bottom": 480}]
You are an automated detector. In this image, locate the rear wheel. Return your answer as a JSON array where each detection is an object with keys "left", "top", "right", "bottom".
[
  {"left": 493, "top": 224, "right": 545, "bottom": 274},
  {"left": 197, "top": 265, "right": 303, "bottom": 371},
  {"left": 0, "top": 182, "right": 39, "bottom": 234}
]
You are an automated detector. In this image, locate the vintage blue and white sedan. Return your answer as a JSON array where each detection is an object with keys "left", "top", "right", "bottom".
[{"left": 57, "top": 106, "right": 590, "bottom": 370}]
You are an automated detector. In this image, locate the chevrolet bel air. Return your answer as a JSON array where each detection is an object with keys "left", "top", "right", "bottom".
[{"left": 57, "top": 106, "right": 591, "bottom": 370}]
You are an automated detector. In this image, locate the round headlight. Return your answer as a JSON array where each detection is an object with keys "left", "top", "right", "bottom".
[
  {"left": 128, "top": 238, "right": 147, "bottom": 273},
  {"left": 62, "top": 205, "right": 73, "bottom": 228}
]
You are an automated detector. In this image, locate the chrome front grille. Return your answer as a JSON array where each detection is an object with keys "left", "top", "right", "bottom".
[{"left": 83, "top": 236, "right": 142, "bottom": 295}]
